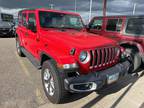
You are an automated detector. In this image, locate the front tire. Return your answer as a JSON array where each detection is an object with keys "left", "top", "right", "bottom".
[{"left": 41, "top": 60, "right": 68, "bottom": 104}]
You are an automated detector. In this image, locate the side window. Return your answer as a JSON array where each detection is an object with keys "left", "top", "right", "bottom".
[
  {"left": 28, "top": 13, "right": 36, "bottom": 32},
  {"left": 22, "top": 13, "right": 27, "bottom": 27},
  {"left": 90, "top": 19, "right": 103, "bottom": 30},
  {"left": 106, "top": 18, "right": 123, "bottom": 32},
  {"left": 28, "top": 13, "right": 36, "bottom": 27},
  {"left": 18, "top": 12, "right": 22, "bottom": 26}
]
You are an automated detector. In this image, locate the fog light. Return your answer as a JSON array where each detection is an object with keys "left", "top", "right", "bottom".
[
  {"left": 70, "top": 82, "right": 97, "bottom": 92},
  {"left": 57, "top": 63, "right": 78, "bottom": 69}
]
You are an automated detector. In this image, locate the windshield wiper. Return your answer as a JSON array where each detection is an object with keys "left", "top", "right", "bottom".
[
  {"left": 42, "top": 26, "right": 62, "bottom": 29},
  {"left": 61, "top": 27, "right": 82, "bottom": 31}
]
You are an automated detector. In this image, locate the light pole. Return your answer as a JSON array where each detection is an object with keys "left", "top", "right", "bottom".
[
  {"left": 103, "top": 0, "right": 107, "bottom": 17},
  {"left": 89, "top": 0, "right": 92, "bottom": 22},
  {"left": 50, "top": 4, "right": 54, "bottom": 9},
  {"left": 133, "top": 3, "right": 136, "bottom": 15},
  {"left": 75, "top": 0, "right": 77, "bottom": 12},
  {"left": 49, "top": 0, "right": 54, "bottom": 9}
]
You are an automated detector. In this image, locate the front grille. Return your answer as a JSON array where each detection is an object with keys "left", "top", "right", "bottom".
[{"left": 89, "top": 47, "right": 119, "bottom": 68}]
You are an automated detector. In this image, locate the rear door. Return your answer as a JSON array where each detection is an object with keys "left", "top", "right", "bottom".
[
  {"left": 103, "top": 17, "right": 123, "bottom": 41},
  {"left": 27, "top": 11, "right": 38, "bottom": 57},
  {"left": 18, "top": 12, "right": 29, "bottom": 49},
  {"left": 122, "top": 17, "right": 144, "bottom": 49}
]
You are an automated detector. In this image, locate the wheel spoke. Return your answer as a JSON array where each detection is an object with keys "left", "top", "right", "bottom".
[{"left": 43, "top": 68, "right": 55, "bottom": 96}]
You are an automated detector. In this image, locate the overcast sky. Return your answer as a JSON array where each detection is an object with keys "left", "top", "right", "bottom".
[{"left": 0, "top": 0, "right": 144, "bottom": 22}]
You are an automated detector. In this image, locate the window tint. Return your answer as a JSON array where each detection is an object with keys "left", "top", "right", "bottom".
[
  {"left": 18, "top": 12, "right": 22, "bottom": 25},
  {"left": 22, "top": 13, "right": 27, "bottom": 27},
  {"left": 106, "top": 19, "right": 122, "bottom": 32},
  {"left": 28, "top": 13, "right": 36, "bottom": 26},
  {"left": 90, "top": 19, "right": 103, "bottom": 30},
  {"left": 39, "top": 11, "right": 84, "bottom": 30},
  {"left": 126, "top": 18, "right": 144, "bottom": 35}
]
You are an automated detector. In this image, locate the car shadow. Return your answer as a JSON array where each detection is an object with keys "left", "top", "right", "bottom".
[
  {"left": 62, "top": 69, "right": 144, "bottom": 106},
  {"left": 0, "top": 35, "right": 15, "bottom": 38},
  {"left": 81, "top": 70, "right": 144, "bottom": 108}
]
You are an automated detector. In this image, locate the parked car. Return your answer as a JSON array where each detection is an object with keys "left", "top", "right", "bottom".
[
  {"left": 12, "top": 18, "right": 19, "bottom": 36},
  {"left": 88, "top": 15, "right": 144, "bottom": 72},
  {"left": 0, "top": 13, "right": 15, "bottom": 37},
  {"left": 16, "top": 9, "right": 132, "bottom": 104}
]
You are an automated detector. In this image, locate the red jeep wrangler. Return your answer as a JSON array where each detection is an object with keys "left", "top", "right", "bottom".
[
  {"left": 88, "top": 15, "right": 144, "bottom": 72},
  {"left": 16, "top": 9, "right": 132, "bottom": 104}
]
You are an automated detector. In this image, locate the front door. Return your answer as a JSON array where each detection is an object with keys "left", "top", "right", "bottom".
[{"left": 27, "top": 12, "right": 38, "bottom": 57}]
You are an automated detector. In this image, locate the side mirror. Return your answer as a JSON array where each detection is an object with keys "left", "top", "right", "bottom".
[
  {"left": 85, "top": 25, "right": 90, "bottom": 31},
  {"left": 28, "top": 22, "right": 37, "bottom": 32}
]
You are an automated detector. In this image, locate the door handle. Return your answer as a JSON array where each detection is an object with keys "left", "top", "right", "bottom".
[
  {"left": 36, "top": 38, "right": 40, "bottom": 42},
  {"left": 109, "top": 35, "right": 117, "bottom": 38},
  {"left": 25, "top": 32, "right": 29, "bottom": 36}
]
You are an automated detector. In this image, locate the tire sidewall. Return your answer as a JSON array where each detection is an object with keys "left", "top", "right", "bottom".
[
  {"left": 125, "top": 48, "right": 141, "bottom": 72},
  {"left": 16, "top": 38, "right": 24, "bottom": 57},
  {"left": 41, "top": 60, "right": 66, "bottom": 104}
]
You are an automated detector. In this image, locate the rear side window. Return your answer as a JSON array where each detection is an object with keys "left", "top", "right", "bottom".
[
  {"left": 106, "top": 19, "right": 122, "bottom": 32},
  {"left": 126, "top": 18, "right": 144, "bottom": 35},
  {"left": 28, "top": 13, "right": 36, "bottom": 26},
  {"left": 22, "top": 13, "right": 27, "bottom": 27},
  {"left": 18, "top": 12, "right": 22, "bottom": 25},
  {"left": 90, "top": 19, "right": 103, "bottom": 30}
]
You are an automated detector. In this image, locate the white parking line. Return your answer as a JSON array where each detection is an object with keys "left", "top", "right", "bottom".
[
  {"left": 15, "top": 52, "right": 31, "bottom": 78},
  {"left": 15, "top": 52, "right": 45, "bottom": 105}
]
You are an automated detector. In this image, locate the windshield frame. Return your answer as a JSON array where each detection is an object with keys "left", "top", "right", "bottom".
[
  {"left": 38, "top": 11, "right": 85, "bottom": 30},
  {"left": 124, "top": 17, "right": 144, "bottom": 37}
]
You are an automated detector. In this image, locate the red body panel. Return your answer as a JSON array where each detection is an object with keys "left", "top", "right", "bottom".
[
  {"left": 89, "top": 16, "right": 144, "bottom": 56},
  {"left": 16, "top": 9, "right": 121, "bottom": 74}
]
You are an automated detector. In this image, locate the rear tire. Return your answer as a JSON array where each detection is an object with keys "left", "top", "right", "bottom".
[
  {"left": 16, "top": 38, "right": 25, "bottom": 57},
  {"left": 41, "top": 60, "right": 68, "bottom": 104}
]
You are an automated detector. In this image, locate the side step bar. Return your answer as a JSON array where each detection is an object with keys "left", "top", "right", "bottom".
[{"left": 21, "top": 47, "right": 41, "bottom": 69}]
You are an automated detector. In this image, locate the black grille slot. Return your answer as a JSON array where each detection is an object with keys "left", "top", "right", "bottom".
[
  {"left": 99, "top": 49, "right": 102, "bottom": 65},
  {"left": 94, "top": 50, "right": 98, "bottom": 66},
  {"left": 110, "top": 48, "right": 113, "bottom": 62},
  {"left": 107, "top": 48, "right": 109, "bottom": 63},
  {"left": 103, "top": 48, "right": 106, "bottom": 64},
  {"left": 89, "top": 50, "right": 93, "bottom": 67}
]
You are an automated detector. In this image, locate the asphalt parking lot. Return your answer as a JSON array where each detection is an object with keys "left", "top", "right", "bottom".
[{"left": 0, "top": 38, "right": 144, "bottom": 108}]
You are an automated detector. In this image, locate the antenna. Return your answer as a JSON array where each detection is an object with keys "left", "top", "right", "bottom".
[{"left": 75, "top": 0, "right": 77, "bottom": 12}]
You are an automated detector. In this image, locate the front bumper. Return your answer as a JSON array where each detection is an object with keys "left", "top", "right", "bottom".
[
  {"left": 0, "top": 28, "right": 13, "bottom": 36},
  {"left": 64, "top": 60, "right": 131, "bottom": 92}
]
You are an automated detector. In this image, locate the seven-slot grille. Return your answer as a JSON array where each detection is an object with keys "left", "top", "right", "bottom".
[{"left": 89, "top": 47, "right": 119, "bottom": 68}]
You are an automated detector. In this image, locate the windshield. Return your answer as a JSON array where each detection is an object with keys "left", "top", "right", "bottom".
[
  {"left": 1, "top": 13, "right": 14, "bottom": 22},
  {"left": 125, "top": 17, "right": 144, "bottom": 36},
  {"left": 39, "top": 11, "right": 84, "bottom": 30}
]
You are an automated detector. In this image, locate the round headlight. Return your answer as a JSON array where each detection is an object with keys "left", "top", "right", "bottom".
[{"left": 79, "top": 51, "right": 88, "bottom": 63}]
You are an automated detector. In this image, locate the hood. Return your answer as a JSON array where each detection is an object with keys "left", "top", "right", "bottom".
[
  {"left": 41, "top": 29, "right": 117, "bottom": 49},
  {"left": 0, "top": 21, "right": 13, "bottom": 28}
]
